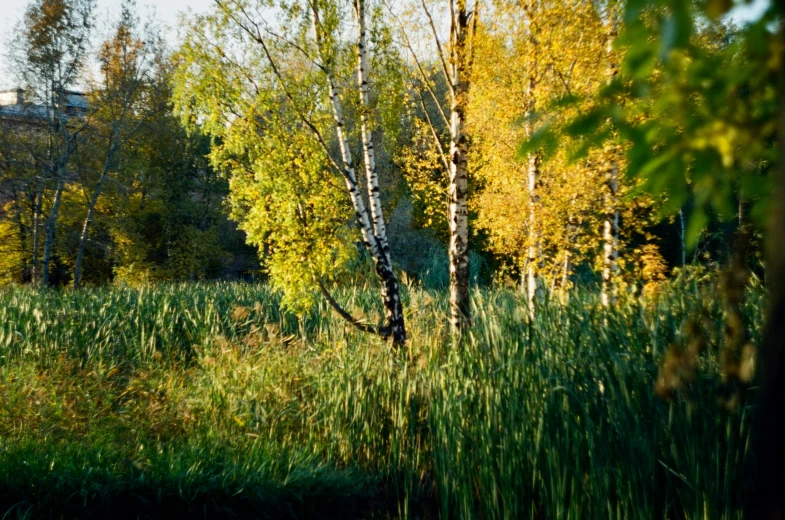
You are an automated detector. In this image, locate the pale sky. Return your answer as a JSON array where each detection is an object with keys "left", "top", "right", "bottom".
[
  {"left": 0, "top": 0, "right": 218, "bottom": 89},
  {"left": 0, "top": 0, "right": 773, "bottom": 90}
]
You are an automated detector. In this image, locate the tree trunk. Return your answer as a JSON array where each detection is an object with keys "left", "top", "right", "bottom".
[
  {"left": 74, "top": 133, "right": 121, "bottom": 290},
  {"left": 524, "top": 41, "right": 540, "bottom": 313},
  {"left": 30, "top": 178, "right": 44, "bottom": 285},
  {"left": 11, "top": 188, "right": 30, "bottom": 281},
  {"left": 353, "top": 0, "right": 405, "bottom": 345},
  {"left": 601, "top": 11, "right": 619, "bottom": 308},
  {"left": 448, "top": 0, "right": 472, "bottom": 331},
  {"left": 41, "top": 172, "right": 65, "bottom": 287},
  {"left": 749, "top": 8, "right": 785, "bottom": 518},
  {"left": 559, "top": 197, "right": 578, "bottom": 303},
  {"left": 601, "top": 159, "right": 619, "bottom": 307},
  {"left": 526, "top": 150, "right": 540, "bottom": 316},
  {"left": 312, "top": 0, "right": 406, "bottom": 345},
  {"left": 73, "top": 171, "right": 108, "bottom": 290},
  {"left": 560, "top": 250, "right": 571, "bottom": 303},
  {"left": 356, "top": 0, "right": 388, "bottom": 261}
]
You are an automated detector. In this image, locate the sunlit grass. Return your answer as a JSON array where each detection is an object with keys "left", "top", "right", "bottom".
[{"left": 0, "top": 278, "right": 762, "bottom": 518}]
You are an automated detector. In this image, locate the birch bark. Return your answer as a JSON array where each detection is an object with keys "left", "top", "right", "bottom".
[
  {"left": 73, "top": 140, "right": 117, "bottom": 290},
  {"left": 311, "top": 0, "right": 405, "bottom": 344},
  {"left": 352, "top": 0, "right": 406, "bottom": 344},
  {"left": 601, "top": 11, "right": 619, "bottom": 308},
  {"left": 526, "top": 150, "right": 540, "bottom": 315},
  {"left": 30, "top": 182, "right": 43, "bottom": 285},
  {"left": 355, "top": 0, "right": 389, "bottom": 263},
  {"left": 213, "top": 0, "right": 406, "bottom": 345},
  {"left": 448, "top": 0, "right": 472, "bottom": 331},
  {"left": 41, "top": 100, "right": 70, "bottom": 287},
  {"left": 41, "top": 172, "right": 64, "bottom": 287},
  {"left": 524, "top": 57, "right": 540, "bottom": 316}
]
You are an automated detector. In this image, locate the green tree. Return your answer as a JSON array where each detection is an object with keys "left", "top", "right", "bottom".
[
  {"left": 73, "top": 0, "right": 163, "bottom": 289},
  {"left": 7, "top": 0, "right": 95, "bottom": 286},
  {"left": 175, "top": 0, "right": 409, "bottom": 344}
]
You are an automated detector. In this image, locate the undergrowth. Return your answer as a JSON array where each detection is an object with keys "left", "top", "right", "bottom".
[{"left": 0, "top": 277, "right": 763, "bottom": 519}]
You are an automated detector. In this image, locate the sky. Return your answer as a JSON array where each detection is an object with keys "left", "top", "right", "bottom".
[
  {"left": 0, "top": 0, "right": 217, "bottom": 89},
  {"left": 0, "top": 0, "right": 773, "bottom": 90}
]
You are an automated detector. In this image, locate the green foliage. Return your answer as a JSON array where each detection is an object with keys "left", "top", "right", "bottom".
[
  {"left": 0, "top": 3, "right": 251, "bottom": 288},
  {"left": 173, "top": 0, "right": 408, "bottom": 312},
  {"left": 0, "top": 281, "right": 762, "bottom": 517}
]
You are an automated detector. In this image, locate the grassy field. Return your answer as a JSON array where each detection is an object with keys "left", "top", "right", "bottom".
[{"left": 0, "top": 277, "right": 762, "bottom": 519}]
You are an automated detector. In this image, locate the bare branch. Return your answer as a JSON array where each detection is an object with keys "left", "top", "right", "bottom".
[
  {"left": 318, "top": 279, "right": 390, "bottom": 337},
  {"left": 419, "top": 0, "right": 454, "bottom": 98},
  {"left": 380, "top": 0, "right": 450, "bottom": 127},
  {"left": 416, "top": 88, "right": 450, "bottom": 172}
]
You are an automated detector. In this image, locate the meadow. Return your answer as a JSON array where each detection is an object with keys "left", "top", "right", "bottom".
[{"left": 0, "top": 277, "right": 762, "bottom": 519}]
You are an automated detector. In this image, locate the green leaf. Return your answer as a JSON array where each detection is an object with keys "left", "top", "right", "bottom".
[
  {"left": 686, "top": 208, "right": 707, "bottom": 250},
  {"left": 636, "top": 149, "right": 676, "bottom": 182},
  {"left": 564, "top": 109, "right": 606, "bottom": 137},
  {"left": 623, "top": 44, "right": 657, "bottom": 80},
  {"left": 517, "top": 125, "right": 555, "bottom": 160}
]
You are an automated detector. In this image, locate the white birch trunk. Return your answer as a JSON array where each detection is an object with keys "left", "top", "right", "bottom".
[
  {"left": 353, "top": 0, "right": 405, "bottom": 344},
  {"left": 601, "top": 11, "right": 619, "bottom": 308},
  {"left": 448, "top": 0, "right": 472, "bottom": 331},
  {"left": 73, "top": 144, "right": 115, "bottom": 290},
  {"left": 601, "top": 161, "right": 619, "bottom": 307},
  {"left": 312, "top": 1, "right": 406, "bottom": 344},
  {"left": 41, "top": 171, "right": 65, "bottom": 287},
  {"left": 524, "top": 63, "right": 540, "bottom": 316},
  {"left": 355, "top": 0, "right": 389, "bottom": 264},
  {"left": 31, "top": 182, "right": 43, "bottom": 285},
  {"left": 526, "top": 150, "right": 540, "bottom": 316},
  {"left": 559, "top": 195, "right": 578, "bottom": 303}
]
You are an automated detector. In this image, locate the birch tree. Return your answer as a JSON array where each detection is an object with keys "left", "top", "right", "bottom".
[
  {"left": 386, "top": 0, "right": 479, "bottom": 331},
  {"left": 446, "top": 0, "right": 476, "bottom": 330},
  {"left": 175, "top": 0, "right": 407, "bottom": 345},
  {"left": 600, "top": 3, "right": 619, "bottom": 308},
  {"left": 522, "top": 3, "right": 541, "bottom": 314},
  {"left": 469, "top": 0, "right": 605, "bottom": 300},
  {"left": 73, "top": 1, "right": 161, "bottom": 289},
  {"left": 8, "top": 0, "right": 94, "bottom": 287}
]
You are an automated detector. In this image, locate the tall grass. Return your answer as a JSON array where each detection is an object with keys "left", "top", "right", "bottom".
[{"left": 0, "top": 279, "right": 762, "bottom": 518}]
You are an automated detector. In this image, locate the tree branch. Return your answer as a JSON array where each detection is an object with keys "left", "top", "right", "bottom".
[
  {"left": 318, "top": 279, "right": 390, "bottom": 337},
  {"left": 381, "top": 0, "right": 450, "bottom": 127}
]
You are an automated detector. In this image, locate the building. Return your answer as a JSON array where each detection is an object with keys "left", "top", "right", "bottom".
[
  {"left": 0, "top": 88, "right": 89, "bottom": 221},
  {"left": 0, "top": 88, "right": 88, "bottom": 121}
]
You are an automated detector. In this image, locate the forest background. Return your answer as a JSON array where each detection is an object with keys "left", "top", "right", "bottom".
[{"left": 0, "top": 0, "right": 769, "bottom": 301}]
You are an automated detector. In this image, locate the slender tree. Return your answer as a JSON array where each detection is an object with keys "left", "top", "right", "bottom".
[
  {"left": 468, "top": 0, "right": 614, "bottom": 306},
  {"left": 522, "top": 3, "right": 541, "bottom": 315},
  {"left": 600, "top": 4, "right": 619, "bottom": 308},
  {"left": 73, "top": 1, "right": 160, "bottom": 289},
  {"left": 387, "top": 0, "right": 478, "bottom": 331},
  {"left": 446, "top": 0, "right": 476, "bottom": 330},
  {"left": 309, "top": 0, "right": 405, "bottom": 343},
  {"left": 8, "top": 0, "right": 94, "bottom": 286}
]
